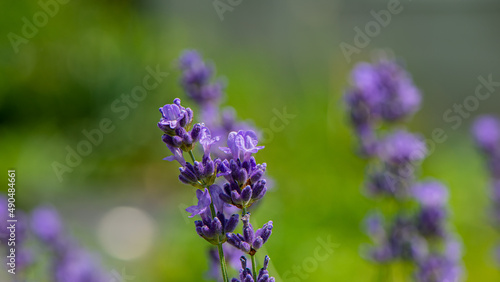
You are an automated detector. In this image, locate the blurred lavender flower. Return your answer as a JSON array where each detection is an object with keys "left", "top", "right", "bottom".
[
  {"left": 226, "top": 214, "right": 273, "bottom": 255},
  {"left": 31, "top": 206, "right": 108, "bottom": 282},
  {"left": 179, "top": 50, "right": 224, "bottom": 107},
  {"left": 472, "top": 115, "right": 500, "bottom": 155},
  {"left": 472, "top": 115, "right": 500, "bottom": 266},
  {"left": 377, "top": 130, "right": 427, "bottom": 166},
  {"left": 231, "top": 255, "right": 275, "bottom": 282},
  {"left": 345, "top": 59, "right": 421, "bottom": 156},
  {"left": 346, "top": 60, "right": 421, "bottom": 123},
  {"left": 346, "top": 55, "right": 463, "bottom": 280},
  {"left": 415, "top": 238, "right": 463, "bottom": 282}
]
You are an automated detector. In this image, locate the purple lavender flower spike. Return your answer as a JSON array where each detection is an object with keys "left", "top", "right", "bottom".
[
  {"left": 232, "top": 255, "right": 276, "bottom": 282},
  {"left": 217, "top": 151, "right": 268, "bottom": 209},
  {"left": 226, "top": 214, "right": 273, "bottom": 255},
  {"left": 193, "top": 204, "right": 240, "bottom": 245},
  {"left": 346, "top": 56, "right": 462, "bottom": 280},
  {"left": 186, "top": 188, "right": 211, "bottom": 218}
]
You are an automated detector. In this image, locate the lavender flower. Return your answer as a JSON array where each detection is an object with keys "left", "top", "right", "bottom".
[
  {"left": 345, "top": 59, "right": 421, "bottom": 156},
  {"left": 472, "top": 115, "right": 500, "bottom": 155},
  {"left": 377, "top": 130, "right": 427, "bottom": 165},
  {"left": 30, "top": 206, "right": 108, "bottom": 282},
  {"left": 159, "top": 98, "right": 203, "bottom": 156},
  {"left": 415, "top": 238, "right": 463, "bottom": 282},
  {"left": 231, "top": 255, "right": 275, "bottom": 282},
  {"left": 166, "top": 52, "right": 276, "bottom": 282},
  {"left": 346, "top": 56, "right": 463, "bottom": 280},
  {"left": 186, "top": 184, "right": 239, "bottom": 245},
  {"left": 347, "top": 60, "right": 421, "bottom": 123},
  {"left": 220, "top": 130, "right": 265, "bottom": 161},
  {"left": 217, "top": 131, "right": 268, "bottom": 209},
  {"left": 226, "top": 214, "right": 273, "bottom": 255},
  {"left": 179, "top": 50, "right": 224, "bottom": 106},
  {"left": 158, "top": 98, "right": 194, "bottom": 135}
]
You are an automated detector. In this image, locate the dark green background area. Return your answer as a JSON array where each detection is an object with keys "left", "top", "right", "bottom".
[{"left": 1, "top": 0, "right": 499, "bottom": 280}]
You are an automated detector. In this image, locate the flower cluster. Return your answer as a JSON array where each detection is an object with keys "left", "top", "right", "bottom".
[
  {"left": 227, "top": 214, "right": 273, "bottom": 255},
  {"left": 231, "top": 255, "right": 275, "bottom": 282},
  {"left": 160, "top": 90, "right": 274, "bottom": 281},
  {"left": 472, "top": 115, "right": 500, "bottom": 262},
  {"left": 346, "top": 57, "right": 463, "bottom": 280},
  {"left": 345, "top": 59, "right": 421, "bottom": 155},
  {"left": 217, "top": 131, "right": 268, "bottom": 209}
]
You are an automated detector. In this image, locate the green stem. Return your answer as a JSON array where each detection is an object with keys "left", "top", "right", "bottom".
[
  {"left": 188, "top": 150, "right": 196, "bottom": 163},
  {"left": 209, "top": 191, "right": 229, "bottom": 282},
  {"left": 251, "top": 254, "right": 258, "bottom": 280},
  {"left": 217, "top": 241, "right": 229, "bottom": 282},
  {"left": 242, "top": 207, "right": 247, "bottom": 217}
]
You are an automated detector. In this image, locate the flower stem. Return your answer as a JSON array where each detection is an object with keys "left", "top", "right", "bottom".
[
  {"left": 188, "top": 150, "right": 196, "bottom": 163},
  {"left": 217, "top": 241, "right": 229, "bottom": 282},
  {"left": 251, "top": 254, "right": 258, "bottom": 280},
  {"left": 209, "top": 191, "right": 229, "bottom": 282},
  {"left": 242, "top": 207, "right": 247, "bottom": 216}
]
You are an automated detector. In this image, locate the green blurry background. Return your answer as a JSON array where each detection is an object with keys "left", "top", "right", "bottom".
[{"left": 1, "top": 0, "right": 500, "bottom": 281}]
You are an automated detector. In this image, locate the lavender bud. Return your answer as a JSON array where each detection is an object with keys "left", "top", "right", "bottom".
[
  {"left": 226, "top": 214, "right": 239, "bottom": 233},
  {"left": 241, "top": 242, "right": 251, "bottom": 253},
  {"left": 212, "top": 217, "right": 223, "bottom": 236},
  {"left": 249, "top": 169, "right": 264, "bottom": 183},
  {"left": 231, "top": 191, "right": 242, "bottom": 205},
  {"left": 252, "top": 180, "right": 266, "bottom": 199},
  {"left": 191, "top": 123, "right": 203, "bottom": 141},
  {"left": 201, "top": 225, "right": 214, "bottom": 238},
  {"left": 236, "top": 168, "right": 248, "bottom": 185},
  {"left": 253, "top": 237, "right": 263, "bottom": 249},
  {"left": 241, "top": 186, "right": 252, "bottom": 203},
  {"left": 179, "top": 166, "right": 198, "bottom": 183},
  {"left": 227, "top": 233, "right": 241, "bottom": 248},
  {"left": 219, "top": 193, "right": 232, "bottom": 204}
]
